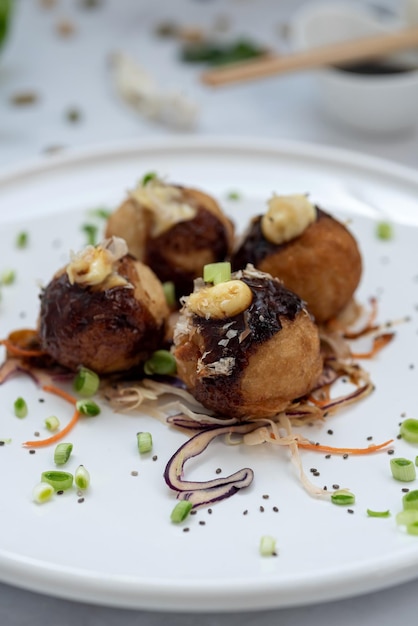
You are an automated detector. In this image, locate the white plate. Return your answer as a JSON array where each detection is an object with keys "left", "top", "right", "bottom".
[{"left": 1, "top": 137, "right": 418, "bottom": 613}]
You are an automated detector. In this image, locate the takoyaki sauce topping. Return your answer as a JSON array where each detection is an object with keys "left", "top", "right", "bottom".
[
  {"left": 195, "top": 271, "right": 304, "bottom": 381},
  {"left": 232, "top": 207, "right": 324, "bottom": 271}
]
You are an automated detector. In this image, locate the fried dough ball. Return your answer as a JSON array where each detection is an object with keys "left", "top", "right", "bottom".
[
  {"left": 231, "top": 195, "right": 362, "bottom": 324},
  {"left": 105, "top": 176, "right": 235, "bottom": 299},
  {"left": 39, "top": 237, "right": 169, "bottom": 374},
  {"left": 173, "top": 266, "right": 323, "bottom": 419}
]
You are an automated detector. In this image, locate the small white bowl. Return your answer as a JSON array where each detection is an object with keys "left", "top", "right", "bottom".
[{"left": 290, "top": 1, "right": 418, "bottom": 134}]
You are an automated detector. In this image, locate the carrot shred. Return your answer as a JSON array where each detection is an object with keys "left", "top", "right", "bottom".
[
  {"left": 22, "top": 384, "right": 79, "bottom": 448},
  {"left": 22, "top": 408, "right": 81, "bottom": 448},
  {"left": 41, "top": 384, "right": 77, "bottom": 406},
  {"left": 0, "top": 339, "right": 46, "bottom": 358},
  {"left": 278, "top": 437, "right": 394, "bottom": 455},
  {"left": 351, "top": 333, "right": 394, "bottom": 359}
]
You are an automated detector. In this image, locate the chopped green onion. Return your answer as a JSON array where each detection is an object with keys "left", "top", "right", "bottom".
[
  {"left": 402, "top": 490, "right": 418, "bottom": 510},
  {"left": 45, "top": 415, "right": 60, "bottom": 432},
  {"left": 1, "top": 269, "right": 16, "bottom": 285},
  {"left": 170, "top": 500, "right": 193, "bottom": 523},
  {"left": 137, "top": 431, "right": 153, "bottom": 454},
  {"left": 75, "top": 465, "right": 90, "bottom": 490},
  {"left": 14, "top": 397, "right": 28, "bottom": 418},
  {"left": 141, "top": 171, "right": 158, "bottom": 186},
  {"left": 73, "top": 366, "right": 100, "bottom": 397},
  {"left": 41, "top": 470, "right": 73, "bottom": 491},
  {"left": 75, "top": 399, "right": 101, "bottom": 416},
  {"left": 406, "top": 521, "right": 418, "bottom": 536},
  {"left": 162, "top": 281, "right": 176, "bottom": 308},
  {"left": 16, "top": 231, "right": 28, "bottom": 248},
  {"left": 259, "top": 535, "right": 277, "bottom": 557},
  {"left": 400, "top": 419, "right": 418, "bottom": 443},
  {"left": 390, "top": 457, "right": 416, "bottom": 482},
  {"left": 396, "top": 510, "right": 418, "bottom": 525},
  {"left": 81, "top": 223, "right": 98, "bottom": 246},
  {"left": 144, "top": 350, "right": 177, "bottom": 376},
  {"left": 54, "top": 442, "right": 73, "bottom": 466},
  {"left": 33, "top": 482, "right": 55, "bottom": 504},
  {"left": 366, "top": 509, "right": 391, "bottom": 518},
  {"left": 0, "top": 438, "right": 11, "bottom": 445},
  {"left": 376, "top": 221, "right": 393, "bottom": 241},
  {"left": 88, "top": 207, "right": 112, "bottom": 220},
  {"left": 227, "top": 190, "right": 241, "bottom": 201},
  {"left": 331, "top": 490, "right": 356, "bottom": 506},
  {"left": 203, "top": 262, "right": 231, "bottom": 285}
]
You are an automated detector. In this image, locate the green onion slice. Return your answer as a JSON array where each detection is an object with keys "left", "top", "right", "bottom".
[
  {"left": 16, "top": 231, "right": 28, "bottom": 248},
  {"left": 406, "top": 521, "right": 418, "bottom": 536},
  {"left": 331, "top": 490, "right": 356, "bottom": 506},
  {"left": 170, "top": 500, "right": 192, "bottom": 523},
  {"left": 402, "top": 490, "right": 418, "bottom": 510},
  {"left": 259, "top": 535, "right": 277, "bottom": 557},
  {"left": 73, "top": 366, "right": 100, "bottom": 397},
  {"left": 81, "top": 223, "right": 98, "bottom": 246},
  {"left": 367, "top": 509, "right": 391, "bottom": 518},
  {"left": 41, "top": 470, "right": 73, "bottom": 491},
  {"left": 75, "top": 465, "right": 90, "bottom": 490},
  {"left": 144, "top": 350, "right": 177, "bottom": 376},
  {"left": 137, "top": 431, "right": 153, "bottom": 454},
  {"left": 45, "top": 416, "right": 60, "bottom": 432},
  {"left": 141, "top": 171, "right": 158, "bottom": 186},
  {"left": 54, "top": 442, "right": 73, "bottom": 466},
  {"left": 76, "top": 399, "right": 101, "bottom": 416},
  {"left": 33, "top": 482, "right": 55, "bottom": 504},
  {"left": 390, "top": 457, "right": 416, "bottom": 482},
  {"left": 227, "top": 190, "right": 241, "bottom": 201},
  {"left": 203, "top": 262, "right": 231, "bottom": 285},
  {"left": 1, "top": 269, "right": 16, "bottom": 285},
  {"left": 162, "top": 281, "right": 176, "bottom": 308},
  {"left": 14, "top": 397, "right": 28, "bottom": 418},
  {"left": 396, "top": 510, "right": 418, "bottom": 526},
  {"left": 400, "top": 419, "right": 418, "bottom": 443},
  {"left": 376, "top": 221, "right": 393, "bottom": 241}
]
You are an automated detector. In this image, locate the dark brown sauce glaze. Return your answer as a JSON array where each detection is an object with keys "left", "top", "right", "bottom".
[
  {"left": 145, "top": 205, "right": 231, "bottom": 298},
  {"left": 231, "top": 206, "right": 325, "bottom": 271},
  {"left": 39, "top": 258, "right": 164, "bottom": 372},
  {"left": 196, "top": 273, "right": 304, "bottom": 379},
  {"left": 189, "top": 273, "right": 306, "bottom": 412}
]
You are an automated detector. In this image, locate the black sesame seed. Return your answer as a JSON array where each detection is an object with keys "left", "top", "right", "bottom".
[
  {"left": 367, "top": 436, "right": 373, "bottom": 441},
  {"left": 310, "top": 468, "right": 317, "bottom": 473},
  {"left": 183, "top": 527, "right": 190, "bottom": 533},
  {"left": 327, "top": 429, "right": 333, "bottom": 435},
  {"left": 199, "top": 521, "right": 206, "bottom": 526},
  {"left": 323, "top": 486, "right": 327, "bottom": 491},
  {"left": 243, "top": 510, "right": 248, "bottom": 515},
  {"left": 131, "top": 470, "right": 138, "bottom": 476},
  {"left": 38, "top": 398, "right": 45, "bottom": 403},
  {"left": 152, "top": 455, "right": 158, "bottom": 461},
  {"left": 190, "top": 510, "right": 197, "bottom": 515},
  {"left": 208, "top": 508, "right": 212, "bottom": 514},
  {"left": 313, "top": 471, "right": 320, "bottom": 476},
  {"left": 259, "top": 506, "right": 265, "bottom": 512},
  {"left": 325, "top": 454, "right": 331, "bottom": 459},
  {"left": 0, "top": 441, "right": 4, "bottom": 447},
  {"left": 77, "top": 497, "right": 85, "bottom": 503},
  {"left": 402, "top": 488, "right": 410, "bottom": 493},
  {"left": 332, "top": 484, "right": 340, "bottom": 489},
  {"left": 387, "top": 449, "right": 395, "bottom": 455},
  {"left": 273, "top": 506, "right": 279, "bottom": 512},
  {"left": 57, "top": 490, "right": 64, "bottom": 495},
  {"left": 215, "top": 468, "right": 222, "bottom": 474},
  {"left": 29, "top": 449, "right": 36, "bottom": 454},
  {"left": 262, "top": 494, "right": 269, "bottom": 499},
  {"left": 343, "top": 454, "right": 349, "bottom": 459},
  {"left": 347, "top": 509, "right": 354, "bottom": 514},
  {"left": 34, "top": 431, "right": 40, "bottom": 437}
]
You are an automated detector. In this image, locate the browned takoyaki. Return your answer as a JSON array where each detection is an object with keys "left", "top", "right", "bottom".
[
  {"left": 105, "top": 175, "right": 234, "bottom": 299},
  {"left": 173, "top": 265, "right": 323, "bottom": 419},
  {"left": 231, "top": 195, "right": 362, "bottom": 324},
  {"left": 38, "top": 237, "right": 169, "bottom": 374}
]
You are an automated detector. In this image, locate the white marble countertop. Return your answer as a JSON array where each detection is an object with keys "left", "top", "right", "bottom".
[{"left": 1, "top": 0, "right": 418, "bottom": 624}]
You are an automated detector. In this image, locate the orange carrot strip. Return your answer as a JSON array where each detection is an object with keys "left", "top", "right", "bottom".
[
  {"left": 351, "top": 333, "right": 394, "bottom": 359},
  {"left": 0, "top": 339, "right": 45, "bottom": 358},
  {"left": 41, "top": 384, "right": 77, "bottom": 405},
  {"left": 294, "top": 438, "right": 394, "bottom": 455},
  {"left": 22, "top": 408, "right": 81, "bottom": 448}
]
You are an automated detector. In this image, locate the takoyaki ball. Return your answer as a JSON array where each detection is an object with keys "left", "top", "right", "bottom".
[
  {"left": 105, "top": 176, "right": 235, "bottom": 299},
  {"left": 231, "top": 195, "right": 362, "bottom": 324},
  {"left": 173, "top": 265, "right": 323, "bottom": 420},
  {"left": 39, "top": 237, "right": 169, "bottom": 375}
]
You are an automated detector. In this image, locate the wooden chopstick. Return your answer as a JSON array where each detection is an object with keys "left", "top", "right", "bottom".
[{"left": 201, "top": 25, "right": 418, "bottom": 87}]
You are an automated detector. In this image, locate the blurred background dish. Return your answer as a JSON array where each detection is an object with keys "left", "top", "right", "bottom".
[{"left": 290, "top": 1, "right": 418, "bottom": 133}]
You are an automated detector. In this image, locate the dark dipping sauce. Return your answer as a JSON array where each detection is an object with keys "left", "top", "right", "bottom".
[
  {"left": 194, "top": 273, "right": 304, "bottom": 401},
  {"left": 335, "top": 61, "right": 414, "bottom": 75},
  {"left": 231, "top": 206, "right": 324, "bottom": 271}
]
